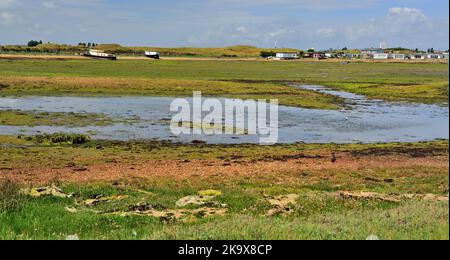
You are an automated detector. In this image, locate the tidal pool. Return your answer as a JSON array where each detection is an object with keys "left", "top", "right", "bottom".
[{"left": 0, "top": 85, "right": 448, "bottom": 144}]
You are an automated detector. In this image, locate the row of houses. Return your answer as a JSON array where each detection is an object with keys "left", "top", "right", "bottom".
[
  {"left": 372, "top": 52, "right": 449, "bottom": 60},
  {"left": 273, "top": 48, "right": 449, "bottom": 60}
]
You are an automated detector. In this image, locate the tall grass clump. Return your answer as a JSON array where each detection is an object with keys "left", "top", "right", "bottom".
[
  {"left": 0, "top": 179, "right": 25, "bottom": 214},
  {"left": 33, "top": 133, "right": 91, "bottom": 145}
]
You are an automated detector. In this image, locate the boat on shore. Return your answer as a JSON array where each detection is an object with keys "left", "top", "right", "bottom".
[
  {"left": 82, "top": 49, "right": 117, "bottom": 60},
  {"left": 145, "top": 51, "right": 160, "bottom": 59}
]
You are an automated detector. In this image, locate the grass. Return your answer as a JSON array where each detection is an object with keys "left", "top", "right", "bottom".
[
  {"left": 0, "top": 134, "right": 447, "bottom": 169},
  {"left": 0, "top": 136, "right": 448, "bottom": 240},
  {"left": 148, "top": 202, "right": 448, "bottom": 240},
  {"left": 0, "top": 59, "right": 448, "bottom": 106},
  {"left": 0, "top": 110, "right": 121, "bottom": 127},
  {"left": 0, "top": 180, "right": 25, "bottom": 214},
  {"left": 0, "top": 76, "right": 342, "bottom": 110},
  {"left": 331, "top": 82, "right": 449, "bottom": 104},
  {"left": 0, "top": 180, "right": 447, "bottom": 240}
]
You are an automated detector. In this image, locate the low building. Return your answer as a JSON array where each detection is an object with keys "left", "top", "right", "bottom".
[
  {"left": 373, "top": 53, "right": 389, "bottom": 60},
  {"left": 361, "top": 48, "right": 384, "bottom": 55},
  {"left": 390, "top": 53, "right": 406, "bottom": 60},
  {"left": 443, "top": 53, "right": 449, "bottom": 59},
  {"left": 312, "top": 52, "right": 326, "bottom": 59},
  {"left": 410, "top": 54, "right": 427, "bottom": 60},
  {"left": 275, "top": 52, "right": 300, "bottom": 60},
  {"left": 344, "top": 53, "right": 362, "bottom": 59},
  {"left": 427, "top": 54, "right": 442, "bottom": 59}
]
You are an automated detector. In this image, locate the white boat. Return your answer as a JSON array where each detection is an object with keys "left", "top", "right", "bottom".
[
  {"left": 145, "top": 51, "right": 160, "bottom": 59},
  {"left": 82, "top": 49, "right": 117, "bottom": 60}
]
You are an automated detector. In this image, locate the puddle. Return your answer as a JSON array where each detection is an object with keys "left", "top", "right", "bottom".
[{"left": 0, "top": 86, "right": 448, "bottom": 144}]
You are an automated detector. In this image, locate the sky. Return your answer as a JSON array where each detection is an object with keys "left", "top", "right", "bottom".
[{"left": 0, "top": 0, "right": 449, "bottom": 50}]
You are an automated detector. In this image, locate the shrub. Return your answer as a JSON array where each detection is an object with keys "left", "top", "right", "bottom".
[
  {"left": 27, "top": 40, "right": 42, "bottom": 47},
  {"left": 0, "top": 179, "right": 24, "bottom": 213},
  {"left": 260, "top": 51, "right": 276, "bottom": 58},
  {"left": 34, "top": 133, "right": 91, "bottom": 145}
]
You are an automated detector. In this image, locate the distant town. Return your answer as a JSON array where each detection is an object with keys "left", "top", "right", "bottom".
[
  {"left": 272, "top": 49, "right": 449, "bottom": 61},
  {"left": 266, "top": 44, "right": 449, "bottom": 61}
]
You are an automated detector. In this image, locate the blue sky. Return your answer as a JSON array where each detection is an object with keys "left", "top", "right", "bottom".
[{"left": 1, "top": 0, "right": 449, "bottom": 50}]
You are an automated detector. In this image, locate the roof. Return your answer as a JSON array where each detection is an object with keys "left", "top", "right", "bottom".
[{"left": 361, "top": 48, "right": 383, "bottom": 51}]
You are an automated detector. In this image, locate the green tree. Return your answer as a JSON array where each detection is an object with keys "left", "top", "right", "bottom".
[
  {"left": 260, "top": 51, "right": 276, "bottom": 58},
  {"left": 27, "top": 40, "right": 41, "bottom": 47}
]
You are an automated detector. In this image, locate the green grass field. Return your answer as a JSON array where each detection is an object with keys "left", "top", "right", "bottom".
[
  {"left": 0, "top": 137, "right": 448, "bottom": 240},
  {"left": 1, "top": 185, "right": 448, "bottom": 240},
  {"left": 0, "top": 110, "right": 123, "bottom": 127},
  {"left": 0, "top": 59, "right": 448, "bottom": 106}
]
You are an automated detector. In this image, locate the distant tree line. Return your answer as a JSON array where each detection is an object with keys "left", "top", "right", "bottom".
[{"left": 78, "top": 42, "right": 98, "bottom": 48}]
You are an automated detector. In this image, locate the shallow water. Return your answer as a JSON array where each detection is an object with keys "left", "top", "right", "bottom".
[{"left": 0, "top": 85, "right": 448, "bottom": 144}]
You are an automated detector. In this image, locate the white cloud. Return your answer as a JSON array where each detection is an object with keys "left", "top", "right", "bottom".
[
  {"left": 0, "top": 11, "right": 13, "bottom": 24},
  {"left": 207, "top": 0, "right": 375, "bottom": 10},
  {"left": 269, "top": 28, "right": 289, "bottom": 38},
  {"left": 0, "top": 1, "right": 448, "bottom": 50},
  {"left": 42, "top": 1, "right": 57, "bottom": 9},
  {"left": 316, "top": 28, "right": 337, "bottom": 38},
  {"left": 343, "top": 7, "right": 435, "bottom": 43},
  {"left": 185, "top": 5, "right": 448, "bottom": 49},
  {"left": 0, "top": 0, "right": 19, "bottom": 8}
]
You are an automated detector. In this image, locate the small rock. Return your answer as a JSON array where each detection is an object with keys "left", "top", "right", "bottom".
[
  {"left": 66, "top": 235, "right": 80, "bottom": 241},
  {"left": 73, "top": 166, "right": 88, "bottom": 172},
  {"left": 366, "top": 235, "right": 380, "bottom": 240},
  {"left": 191, "top": 140, "right": 207, "bottom": 144},
  {"left": 65, "top": 207, "right": 78, "bottom": 214}
]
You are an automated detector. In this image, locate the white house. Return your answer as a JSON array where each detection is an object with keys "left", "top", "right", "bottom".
[
  {"left": 275, "top": 52, "right": 299, "bottom": 60},
  {"left": 344, "top": 53, "right": 362, "bottom": 59},
  {"left": 373, "top": 53, "right": 389, "bottom": 60},
  {"left": 427, "top": 54, "right": 442, "bottom": 59},
  {"left": 390, "top": 54, "right": 406, "bottom": 60},
  {"left": 443, "top": 53, "right": 449, "bottom": 59},
  {"left": 410, "top": 54, "right": 427, "bottom": 60}
]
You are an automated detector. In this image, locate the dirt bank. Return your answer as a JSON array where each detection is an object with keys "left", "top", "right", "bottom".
[{"left": 1, "top": 152, "right": 447, "bottom": 185}]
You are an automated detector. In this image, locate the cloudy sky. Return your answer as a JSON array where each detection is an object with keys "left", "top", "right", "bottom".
[{"left": 0, "top": 0, "right": 448, "bottom": 50}]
